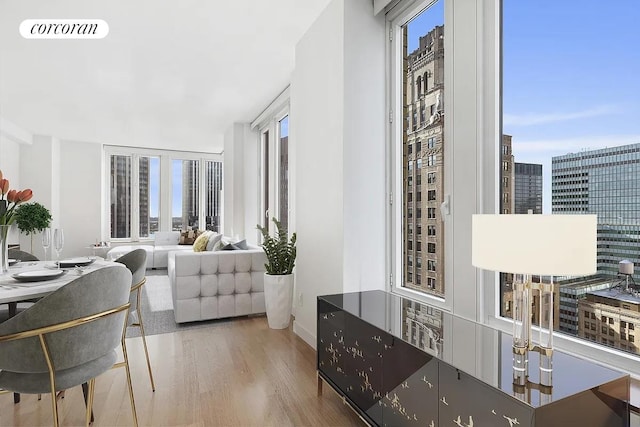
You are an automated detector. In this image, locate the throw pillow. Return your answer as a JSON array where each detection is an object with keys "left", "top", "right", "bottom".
[
  {"left": 179, "top": 229, "right": 203, "bottom": 245},
  {"left": 206, "top": 232, "right": 223, "bottom": 251},
  {"left": 220, "top": 239, "right": 248, "bottom": 251},
  {"left": 193, "top": 231, "right": 212, "bottom": 252}
]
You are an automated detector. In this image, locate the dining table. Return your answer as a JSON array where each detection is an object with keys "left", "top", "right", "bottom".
[
  {"left": 0, "top": 257, "right": 122, "bottom": 405},
  {"left": 0, "top": 257, "right": 119, "bottom": 306}
]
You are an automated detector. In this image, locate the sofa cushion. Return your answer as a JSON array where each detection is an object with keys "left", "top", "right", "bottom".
[
  {"left": 154, "top": 231, "right": 180, "bottom": 246},
  {"left": 153, "top": 245, "right": 191, "bottom": 268}
]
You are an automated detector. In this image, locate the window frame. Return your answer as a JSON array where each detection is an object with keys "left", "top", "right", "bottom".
[
  {"left": 388, "top": 0, "right": 452, "bottom": 311},
  {"left": 252, "top": 88, "right": 291, "bottom": 241},
  {"left": 103, "top": 145, "right": 222, "bottom": 242},
  {"left": 387, "top": 0, "right": 501, "bottom": 316}
]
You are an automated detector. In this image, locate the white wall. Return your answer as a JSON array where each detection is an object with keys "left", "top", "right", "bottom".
[
  {"left": 5, "top": 128, "right": 102, "bottom": 258},
  {"left": 223, "top": 123, "right": 247, "bottom": 239},
  {"left": 291, "top": 0, "right": 386, "bottom": 347},
  {"left": 242, "top": 125, "right": 260, "bottom": 245},
  {"left": 291, "top": 0, "right": 345, "bottom": 346},
  {"left": 19, "top": 135, "right": 60, "bottom": 256},
  {"left": 342, "top": 0, "right": 386, "bottom": 293},
  {"left": 59, "top": 140, "right": 102, "bottom": 258},
  {"left": 0, "top": 118, "right": 29, "bottom": 245}
]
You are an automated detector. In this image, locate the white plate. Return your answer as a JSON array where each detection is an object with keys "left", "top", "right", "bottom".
[
  {"left": 56, "top": 258, "right": 96, "bottom": 268},
  {"left": 12, "top": 269, "right": 66, "bottom": 282}
]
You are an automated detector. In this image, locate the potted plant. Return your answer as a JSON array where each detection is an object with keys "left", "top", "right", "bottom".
[
  {"left": 257, "top": 217, "right": 296, "bottom": 329},
  {"left": 14, "top": 202, "right": 52, "bottom": 253}
]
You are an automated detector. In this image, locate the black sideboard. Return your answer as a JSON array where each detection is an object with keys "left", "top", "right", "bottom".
[{"left": 317, "top": 290, "right": 629, "bottom": 427}]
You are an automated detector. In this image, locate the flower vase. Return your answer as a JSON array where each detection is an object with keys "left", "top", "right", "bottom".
[{"left": 0, "top": 224, "right": 9, "bottom": 274}]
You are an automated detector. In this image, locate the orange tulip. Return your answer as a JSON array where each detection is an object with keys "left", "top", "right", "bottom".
[
  {"left": 0, "top": 179, "right": 8, "bottom": 196},
  {"left": 18, "top": 189, "right": 33, "bottom": 202},
  {"left": 7, "top": 190, "right": 18, "bottom": 203}
]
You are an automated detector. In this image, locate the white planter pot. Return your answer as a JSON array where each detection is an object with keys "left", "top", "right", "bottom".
[{"left": 263, "top": 273, "right": 294, "bottom": 329}]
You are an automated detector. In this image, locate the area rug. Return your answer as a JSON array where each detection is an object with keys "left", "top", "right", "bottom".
[
  {"left": 126, "top": 270, "right": 237, "bottom": 337},
  {"left": 0, "top": 270, "right": 238, "bottom": 337}
]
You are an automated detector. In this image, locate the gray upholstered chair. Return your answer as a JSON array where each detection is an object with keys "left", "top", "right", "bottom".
[
  {"left": 0, "top": 266, "right": 138, "bottom": 427},
  {"left": 5, "top": 250, "right": 40, "bottom": 319},
  {"left": 7, "top": 248, "right": 39, "bottom": 262},
  {"left": 115, "top": 248, "right": 156, "bottom": 391}
]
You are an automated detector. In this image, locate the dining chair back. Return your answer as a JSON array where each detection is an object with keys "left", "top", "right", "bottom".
[
  {"left": 0, "top": 265, "right": 138, "bottom": 427},
  {"left": 7, "top": 249, "right": 39, "bottom": 262},
  {"left": 115, "top": 248, "right": 156, "bottom": 391}
]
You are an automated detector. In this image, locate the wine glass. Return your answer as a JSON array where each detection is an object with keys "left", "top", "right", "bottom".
[
  {"left": 53, "top": 228, "right": 64, "bottom": 268},
  {"left": 42, "top": 228, "right": 51, "bottom": 262}
]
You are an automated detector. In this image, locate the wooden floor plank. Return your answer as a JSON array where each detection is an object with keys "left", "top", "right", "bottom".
[{"left": 0, "top": 316, "right": 363, "bottom": 426}]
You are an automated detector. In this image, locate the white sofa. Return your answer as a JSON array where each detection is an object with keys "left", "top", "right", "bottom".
[
  {"left": 168, "top": 248, "right": 267, "bottom": 323},
  {"left": 106, "top": 231, "right": 193, "bottom": 269}
]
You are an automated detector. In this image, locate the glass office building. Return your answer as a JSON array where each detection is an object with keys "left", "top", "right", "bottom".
[
  {"left": 552, "top": 143, "right": 640, "bottom": 280},
  {"left": 514, "top": 162, "right": 542, "bottom": 214}
]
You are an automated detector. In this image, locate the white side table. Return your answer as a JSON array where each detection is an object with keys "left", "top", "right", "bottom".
[{"left": 86, "top": 244, "right": 110, "bottom": 258}]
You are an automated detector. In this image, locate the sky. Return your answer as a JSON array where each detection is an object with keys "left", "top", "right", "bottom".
[
  {"left": 146, "top": 157, "right": 179, "bottom": 218},
  {"left": 409, "top": 0, "right": 640, "bottom": 213}
]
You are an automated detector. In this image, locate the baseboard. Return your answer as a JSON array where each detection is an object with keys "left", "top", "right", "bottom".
[{"left": 293, "top": 319, "right": 316, "bottom": 350}]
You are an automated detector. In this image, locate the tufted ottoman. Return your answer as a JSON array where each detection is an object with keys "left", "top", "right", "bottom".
[{"left": 168, "top": 248, "right": 267, "bottom": 323}]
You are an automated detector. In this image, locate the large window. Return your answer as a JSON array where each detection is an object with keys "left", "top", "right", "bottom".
[
  {"left": 204, "top": 161, "right": 223, "bottom": 232},
  {"left": 172, "top": 159, "right": 200, "bottom": 230},
  {"left": 139, "top": 156, "right": 160, "bottom": 238},
  {"left": 254, "top": 94, "right": 291, "bottom": 240},
  {"left": 399, "top": 0, "right": 445, "bottom": 298},
  {"left": 261, "top": 130, "right": 270, "bottom": 233},
  {"left": 501, "top": 1, "right": 640, "bottom": 356},
  {"left": 109, "top": 154, "right": 162, "bottom": 239},
  {"left": 110, "top": 155, "right": 132, "bottom": 238},
  {"left": 279, "top": 115, "right": 289, "bottom": 232},
  {"left": 105, "top": 147, "right": 222, "bottom": 240}
]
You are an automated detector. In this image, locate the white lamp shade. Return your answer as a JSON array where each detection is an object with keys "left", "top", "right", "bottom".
[{"left": 472, "top": 214, "right": 597, "bottom": 276}]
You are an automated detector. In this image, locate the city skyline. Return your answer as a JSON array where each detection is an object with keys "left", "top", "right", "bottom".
[
  {"left": 111, "top": 155, "right": 222, "bottom": 238},
  {"left": 504, "top": 0, "right": 640, "bottom": 213}
]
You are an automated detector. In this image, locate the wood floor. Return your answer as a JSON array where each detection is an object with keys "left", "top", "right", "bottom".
[{"left": 0, "top": 316, "right": 363, "bottom": 426}]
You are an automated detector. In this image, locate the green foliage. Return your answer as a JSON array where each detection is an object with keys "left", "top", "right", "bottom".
[
  {"left": 14, "top": 202, "right": 52, "bottom": 236},
  {"left": 257, "top": 218, "right": 296, "bottom": 275}
]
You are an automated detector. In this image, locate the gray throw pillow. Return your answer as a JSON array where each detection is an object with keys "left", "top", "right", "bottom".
[
  {"left": 221, "top": 239, "right": 248, "bottom": 251},
  {"left": 206, "top": 233, "right": 223, "bottom": 251}
]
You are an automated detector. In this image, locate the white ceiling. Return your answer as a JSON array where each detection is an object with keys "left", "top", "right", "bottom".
[{"left": 0, "top": 0, "right": 331, "bottom": 152}]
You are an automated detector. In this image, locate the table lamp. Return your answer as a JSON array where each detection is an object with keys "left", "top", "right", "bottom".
[{"left": 472, "top": 214, "right": 596, "bottom": 387}]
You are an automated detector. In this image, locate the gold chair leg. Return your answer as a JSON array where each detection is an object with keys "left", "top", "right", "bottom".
[
  {"left": 121, "top": 337, "right": 139, "bottom": 427},
  {"left": 50, "top": 390, "right": 60, "bottom": 427},
  {"left": 138, "top": 323, "right": 156, "bottom": 391},
  {"left": 39, "top": 335, "right": 59, "bottom": 427},
  {"left": 85, "top": 378, "right": 95, "bottom": 427},
  {"left": 136, "top": 287, "right": 156, "bottom": 391}
]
